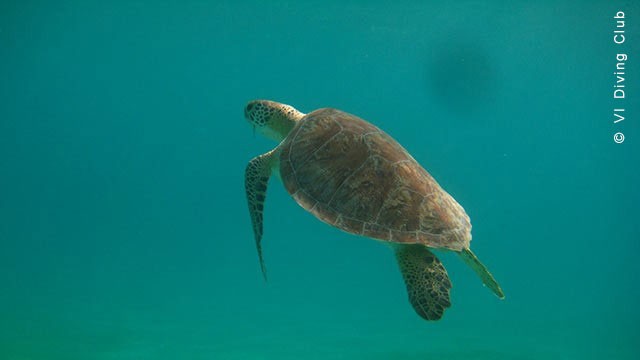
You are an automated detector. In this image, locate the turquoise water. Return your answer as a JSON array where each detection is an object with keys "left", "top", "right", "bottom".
[{"left": 1, "top": 1, "right": 638, "bottom": 359}]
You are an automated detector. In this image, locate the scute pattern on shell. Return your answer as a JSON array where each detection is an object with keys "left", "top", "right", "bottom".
[{"left": 280, "top": 108, "right": 471, "bottom": 251}]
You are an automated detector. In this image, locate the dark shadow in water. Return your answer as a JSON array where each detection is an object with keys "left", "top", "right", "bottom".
[{"left": 425, "top": 41, "right": 496, "bottom": 117}]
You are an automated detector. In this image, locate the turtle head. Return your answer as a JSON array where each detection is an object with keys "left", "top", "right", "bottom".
[{"left": 245, "top": 100, "right": 305, "bottom": 142}]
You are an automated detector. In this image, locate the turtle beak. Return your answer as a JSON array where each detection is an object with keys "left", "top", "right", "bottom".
[{"left": 244, "top": 103, "right": 252, "bottom": 118}]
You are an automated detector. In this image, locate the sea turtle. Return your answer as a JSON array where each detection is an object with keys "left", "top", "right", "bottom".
[{"left": 244, "top": 100, "right": 504, "bottom": 321}]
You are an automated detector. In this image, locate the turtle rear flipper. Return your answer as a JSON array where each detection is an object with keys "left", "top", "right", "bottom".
[
  {"left": 394, "top": 244, "right": 452, "bottom": 321},
  {"left": 245, "top": 149, "right": 278, "bottom": 280},
  {"left": 458, "top": 248, "right": 505, "bottom": 299}
]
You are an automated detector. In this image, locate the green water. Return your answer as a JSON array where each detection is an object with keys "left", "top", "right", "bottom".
[{"left": 1, "top": 1, "right": 638, "bottom": 359}]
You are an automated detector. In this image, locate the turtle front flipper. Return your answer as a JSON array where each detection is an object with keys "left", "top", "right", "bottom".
[
  {"left": 245, "top": 149, "right": 278, "bottom": 280},
  {"left": 394, "top": 244, "right": 452, "bottom": 321}
]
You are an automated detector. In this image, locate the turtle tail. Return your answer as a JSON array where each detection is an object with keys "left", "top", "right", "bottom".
[{"left": 458, "top": 248, "right": 505, "bottom": 299}]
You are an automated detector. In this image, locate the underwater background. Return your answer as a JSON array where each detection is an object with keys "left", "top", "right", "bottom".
[{"left": 1, "top": 1, "right": 638, "bottom": 359}]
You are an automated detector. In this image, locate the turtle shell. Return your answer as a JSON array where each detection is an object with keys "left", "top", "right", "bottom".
[{"left": 279, "top": 108, "right": 470, "bottom": 251}]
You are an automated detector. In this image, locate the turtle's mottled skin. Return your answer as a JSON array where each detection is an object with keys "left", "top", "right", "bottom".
[{"left": 244, "top": 100, "right": 504, "bottom": 321}]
